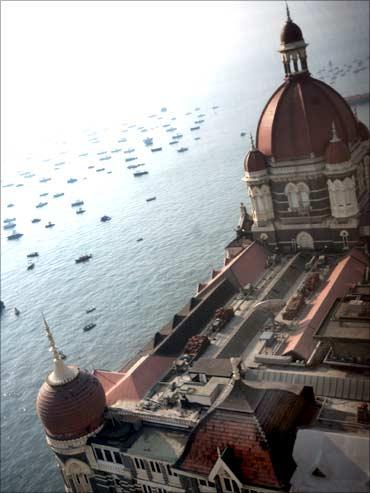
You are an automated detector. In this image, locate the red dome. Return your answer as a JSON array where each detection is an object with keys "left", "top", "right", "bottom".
[
  {"left": 256, "top": 75, "right": 358, "bottom": 161},
  {"left": 280, "top": 20, "right": 304, "bottom": 44},
  {"left": 357, "top": 120, "right": 370, "bottom": 141},
  {"left": 244, "top": 149, "right": 267, "bottom": 173},
  {"left": 325, "top": 140, "right": 350, "bottom": 164},
  {"left": 36, "top": 368, "right": 106, "bottom": 440}
]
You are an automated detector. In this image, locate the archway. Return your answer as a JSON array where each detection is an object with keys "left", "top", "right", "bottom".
[{"left": 296, "top": 231, "right": 314, "bottom": 250}]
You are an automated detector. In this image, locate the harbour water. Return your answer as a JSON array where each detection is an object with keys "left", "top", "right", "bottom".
[{"left": 1, "top": 2, "right": 369, "bottom": 492}]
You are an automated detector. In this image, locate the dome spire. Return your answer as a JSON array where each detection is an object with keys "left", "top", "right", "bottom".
[
  {"left": 250, "top": 132, "right": 256, "bottom": 150},
  {"left": 330, "top": 121, "right": 340, "bottom": 143},
  {"left": 285, "top": 1, "right": 291, "bottom": 22},
  {"left": 42, "top": 314, "right": 78, "bottom": 386}
]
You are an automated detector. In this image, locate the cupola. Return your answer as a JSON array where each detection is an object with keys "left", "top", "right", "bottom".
[
  {"left": 325, "top": 121, "right": 351, "bottom": 164},
  {"left": 244, "top": 134, "right": 267, "bottom": 173}
]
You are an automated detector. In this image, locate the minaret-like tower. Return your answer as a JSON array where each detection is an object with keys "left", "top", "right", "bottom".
[
  {"left": 36, "top": 316, "right": 106, "bottom": 493},
  {"left": 279, "top": 2, "right": 309, "bottom": 77}
]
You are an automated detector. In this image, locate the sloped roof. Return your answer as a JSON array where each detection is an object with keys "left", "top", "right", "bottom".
[{"left": 283, "top": 249, "right": 368, "bottom": 360}]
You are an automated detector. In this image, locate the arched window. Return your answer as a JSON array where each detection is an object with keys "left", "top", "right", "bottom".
[
  {"left": 297, "top": 182, "right": 310, "bottom": 209},
  {"left": 285, "top": 182, "right": 310, "bottom": 211}
]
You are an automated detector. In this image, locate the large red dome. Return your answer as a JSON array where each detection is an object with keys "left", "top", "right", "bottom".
[
  {"left": 256, "top": 75, "right": 359, "bottom": 161},
  {"left": 36, "top": 368, "right": 106, "bottom": 440}
]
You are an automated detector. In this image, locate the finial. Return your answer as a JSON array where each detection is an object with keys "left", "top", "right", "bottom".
[
  {"left": 330, "top": 121, "right": 340, "bottom": 143},
  {"left": 230, "top": 357, "right": 241, "bottom": 380},
  {"left": 41, "top": 313, "right": 78, "bottom": 386},
  {"left": 250, "top": 132, "right": 256, "bottom": 150},
  {"left": 42, "top": 313, "right": 61, "bottom": 361},
  {"left": 285, "top": 1, "right": 291, "bottom": 22}
]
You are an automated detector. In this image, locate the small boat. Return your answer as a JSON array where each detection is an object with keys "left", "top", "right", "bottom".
[
  {"left": 86, "top": 307, "right": 96, "bottom": 314},
  {"left": 166, "top": 127, "right": 176, "bottom": 132},
  {"left": 71, "top": 200, "right": 84, "bottom": 207},
  {"left": 190, "top": 126, "right": 200, "bottom": 131},
  {"left": 39, "top": 177, "right": 51, "bottom": 183},
  {"left": 36, "top": 202, "right": 48, "bottom": 208},
  {"left": 2, "top": 184, "right": 14, "bottom": 188},
  {"left": 32, "top": 218, "right": 41, "bottom": 223},
  {"left": 173, "top": 133, "right": 183, "bottom": 139},
  {"left": 160, "top": 107, "right": 167, "bottom": 112},
  {"left": 211, "top": 105, "right": 219, "bottom": 109},
  {"left": 185, "top": 112, "right": 192, "bottom": 115},
  {"left": 137, "top": 238, "right": 143, "bottom": 242},
  {"left": 53, "top": 193, "right": 64, "bottom": 198},
  {"left": 14, "top": 308, "right": 20, "bottom": 316},
  {"left": 40, "top": 192, "right": 49, "bottom": 197},
  {"left": 151, "top": 147, "right": 162, "bottom": 152},
  {"left": 134, "top": 171, "right": 149, "bottom": 177},
  {"left": 45, "top": 222, "right": 55, "bottom": 228},
  {"left": 146, "top": 197, "right": 156, "bottom": 202},
  {"left": 7, "top": 231, "right": 23, "bottom": 240},
  {"left": 194, "top": 107, "right": 200, "bottom": 111},
  {"left": 100, "top": 215, "right": 111, "bottom": 222},
  {"left": 177, "top": 147, "right": 188, "bottom": 153},
  {"left": 194, "top": 137, "right": 201, "bottom": 140},
  {"left": 54, "top": 161, "right": 65, "bottom": 166},
  {"left": 75, "top": 254, "right": 92, "bottom": 263},
  {"left": 7, "top": 204, "right": 15, "bottom": 208},
  {"left": 67, "top": 178, "right": 77, "bottom": 183},
  {"left": 170, "top": 140, "right": 179, "bottom": 145},
  {"left": 118, "top": 138, "right": 127, "bottom": 143},
  {"left": 96, "top": 168, "right": 105, "bottom": 172},
  {"left": 240, "top": 132, "right": 246, "bottom": 137},
  {"left": 79, "top": 153, "right": 88, "bottom": 157},
  {"left": 3, "top": 218, "right": 16, "bottom": 223},
  {"left": 126, "top": 157, "right": 138, "bottom": 162},
  {"left": 83, "top": 323, "right": 96, "bottom": 332},
  {"left": 76, "top": 208, "right": 86, "bottom": 214},
  {"left": 3, "top": 223, "right": 16, "bottom": 230},
  {"left": 27, "top": 252, "right": 39, "bottom": 258},
  {"left": 111, "top": 148, "right": 122, "bottom": 153},
  {"left": 143, "top": 137, "right": 153, "bottom": 146},
  {"left": 16, "top": 184, "right": 24, "bottom": 187},
  {"left": 163, "top": 124, "right": 170, "bottom": 128},
  {"left": 97, "top": 151, "right": 107, "bottom": 155},
  {"left": 88, "top": 165, "right": 95, "bottom": 169},
  {"left": 27, "top": 262, "right": 35, "bottom": 270},
  {"left": 123, "top": 148, "right": 135, "bottom": 154},
  {"left": 194, "top": 120, "right": 204, "bottom": 124},
  {"left": 197, "top": 113, "right": 205, "bottom": 117},
  {"left": 127, "top": 164, "right": 138, "bottom": 169},
  {"left": 99, "top": 156, "right": 111, "bottom": 161}
]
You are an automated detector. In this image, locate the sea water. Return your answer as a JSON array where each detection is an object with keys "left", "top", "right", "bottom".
[{"left": 1, "top": 2, "right": 369, "bottom": 492}]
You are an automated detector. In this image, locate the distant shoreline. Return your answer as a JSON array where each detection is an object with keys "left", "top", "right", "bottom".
[{"left": 345, "top": 93, "right": 370, "bottom": 105}]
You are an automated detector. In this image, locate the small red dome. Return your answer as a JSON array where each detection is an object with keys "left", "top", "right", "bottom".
[
  {"left": 244, "top": 149, "right": 267, "bottom": 173},
  {"left": 256, "top": 76, "right": 358, "bottom": 161},
  {"left": 280, "top": 21, "right": 303, "bottom": 44},
  {"left": 36, "top": 368, "right": 106, "bottom": 440},
  {"left": 325, "top": 140, "right": 350, "bottom": 164},
  {"left": 357, "top": 120, "right": 370, "bottom": 141}
]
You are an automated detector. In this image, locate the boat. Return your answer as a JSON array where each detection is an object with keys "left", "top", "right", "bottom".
[
  {"left": 211, "top": 105, "right": 219, "bottom": 109},
  {"left": 3, "top": 218, "right": 16, "bottom": 223},
  {"left": 143, "top": 137, "right": 153, "bottom": 146},
  {"left": 151, "top": 147, "right": 162, "bottom": 152},
  {"left": 3, "top": 223, "right": 16, "bottom": 230},
  {"left": 240, "top": 132, "right": 246, "bottom": 137},
  {"left": 100, "top": 215, "right": 111, "bottom": 222},
  {"left": 7, "top": 204, "right": 15, "bottom": 208},
  {"left": 194, "top": 107, "right": 200, "bottom": 110},
  {"left": 185, "top": 112, "right": 192, "bottom": 115},
  {"left": 0, "top": 300, "right": 5, "bottom": 313},
  {"left": 194, "top": 137, "right": 201, "bottom": 141},
  {"left": 162, "top": 124, "right": 170, "bottom": 128},
  {"left": 190, "top": 126, "right": 200, "bottom": 131},
  {"left": 125, "top": 157, "right": 138, "bottom": 162},
  {"left": 170, "top": 140, "right": 179, "bottom": 145},
  {"left": 40, "top": 192, "right": 49, "bottom": 197},
  {"left": 32, "top": 218, "right": 41, "bottom": 223},
  {"left": 99, "top": 156, "right": 111, "bottom": 161},
  {"left": 27, "top": 262, "right": 35, "bottom": 270},
  {"left": 67, "top": 178, "right": 77, "bottom": 183},
  {"left": 166, "top": 127, "right": 176, "bottom": 132},
  {"left": 45, "top": 222, "right": 55, "bottom": 228},
  {"left": 111, "top": 148, "right": 122, "bottom": 153},
  {"left": 194, "top": 120, "right": 204, "bottom": 124},
  {"left": 7, "top": 231, "right": 23, "bottom": 240},
  {"left": 136, "top": 238, "right": 143, "bottom": 242},
  {"left": 83, "top": 323, "right": 96, "bottom": 332},
  {"left": 2, "top": 183, "right": 14, "bottom": 188},
  {"left": 97, "top": 151, "right": 107, "bottom": 155},
  {"left": 16, "top": 184, "right": 24, "bottom": 187},
  {"left": 118, "top": 138, "right": 127, "bottom": 143},
  {"left": 160, "top": 107, "right": 167, "bottom": 112},
  {"left": 71, "top": 200, "right": 84, "bottom": 207},
  {"left": 133, "top": 171, "right": 149, "bottom": 177},
  {"left": 123, "top": 148, "right": 135, "bottom": 154},
  {"left": 36, "top": 202, "right": 48, "bottom": 208},
  {"left": 197, "top": 113, "right": 205, "bottom": 117},
  {"left": 86, "top": 307, "right": 96, "bottom": 314},
  {"left": 75, "top": 254, "right": 92, "bottom": 263},
  {"left": 39, "top": 177, "right": 51, "bottom": 183},
  {"left": 53, "top": 193, "right": 64, "bottom": 198},
  {"left": 27, "top": 252, "right": 39, "bottom": 258},
  {"left": 76, "top": 208, "right": 86, "bottom": 214},
  {"left": 88, "top": 165, "right": 95, "bottom": 169},
  {"left": 177, "top": 147, "right": 188, "bottom": 153},
  {"left": 146, "top": 197, "right": 157, "bottom": 202},
  {"left": 14, "top": 307, "right": 20, "bottom": 316},
  {"left": 127, "top": 164, "right": 139, "bottom": 169},
  {"left": 96, "top": 168, "right": 105, "bottom": 172},
  {"left": 79, "top": 153, "right": 88, "bottom": 157}
]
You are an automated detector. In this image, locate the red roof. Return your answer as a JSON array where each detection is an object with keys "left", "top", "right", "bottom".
[
  {"left": 283, "top": 249, "right": 368, "bottom": 360},
  {"left": 244, "top": 149, "right": 267, "bottom": 173},
  {"left": 325, "top": 139, "right": 350, "bottom": 164},
  {"left": 99, "top": 355, "right": 173, "bottom": 405},
  {"left": 36, "top": 368, "right": 106, "bottom": 440},
  {"left": 256, "top": 76, "right": 358, "bottom": 161}
]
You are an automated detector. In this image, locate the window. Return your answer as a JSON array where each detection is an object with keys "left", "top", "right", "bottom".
[
  {"left": 135, "top": 458, "right": 146, "bottom": 470},
  {"left": 142, "top": 486, "right": 153, "bottom": 493},
  {"left": 285, "top": 182, "right": 310, "bottom": 212},
  {"left": 149, "top": 461, "right": 161, "bottom": 474},
  {"left": 166, "top": 464, "right": 177, "bottom": 477},
  {"left": 222, "top": 477, "right": 240, "bottom": 493},
  {"left": 94, "top": 448, "right": 104, "bottom": 461},
  {"left": 199, "top": 479, "right": 207, "bottom": 486},
  {"left": 105, "top": 450, "right": 113, "bottom": 462},
  {"left": 113, "top": 452, "right": 123, "bottom": 464}
]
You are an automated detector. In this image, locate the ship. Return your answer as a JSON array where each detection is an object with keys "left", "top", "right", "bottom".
[
  {"left": 7, "top": 231, "right": 23, "bottom": 240},
  {"left": 125, "top": 157, "right": 138, "bottom": 162},
  {"left": 36, "top": 202, "right": 48, "bottom": 208},
  {"left": 190, "top": 126, "right": 200, "bottom": 131},
  {"left": 71, "top": 200, "right": 84, "bottom": 207},
  {"left": 133, "top": 171, "right": 149, "bottom": 177},
  {"left": 53, "top": 193, "right": 64, "bottom": 198},
  {"left": 151, "top": 147, "right": 162, "bottom": 152},
  {"left": 67, "top": 178, "right": 77, "bottom": 183},
  {"left": 75, "top": 254, "right": 92, "bottom": 263}
]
